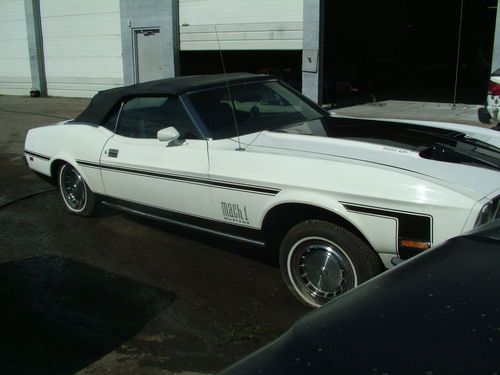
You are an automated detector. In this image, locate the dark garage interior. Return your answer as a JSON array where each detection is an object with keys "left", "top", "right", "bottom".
[
  {"left": 323, "top": 0, "right": 498, "bottom": 107},
  {"left": 180, "top": 50, "right": 303, "bottom": 90},
  {"left": 180, "top": 1, "right": 497, "bottom": 108}
]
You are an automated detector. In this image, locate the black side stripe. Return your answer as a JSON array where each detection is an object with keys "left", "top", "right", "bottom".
[
  {"left": 77, "top": 160, "right": 280, "bottom": 196},
  {"left": 77, "top": 160, "right": 100, "bottom": 169},
  {"left": 25, "top": 150, "right": 50, "bottom": 161},
  {"left": 101, "top": 195, "right": 265, "bottom": 246},
  {"left": 341, "top": 202, "right": 433, "bottom": 242}
]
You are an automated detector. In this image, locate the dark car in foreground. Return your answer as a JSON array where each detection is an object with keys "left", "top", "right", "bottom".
[{"left": 220, "top": 220, "right": 500, "bottom": 374}]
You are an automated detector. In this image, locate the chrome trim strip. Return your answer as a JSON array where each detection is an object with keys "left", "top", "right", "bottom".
[{"left": 113, "top": 100, "right": 125, "bottom": 133}]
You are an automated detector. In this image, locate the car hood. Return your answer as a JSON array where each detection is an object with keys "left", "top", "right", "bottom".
[{"left": 240, "top": 117, "right": 500, "bottom": 199}]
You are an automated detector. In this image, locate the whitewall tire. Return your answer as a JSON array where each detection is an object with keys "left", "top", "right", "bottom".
[
  {"left": 58, "top": 163, "right": 97, "bottom": 216},
  {"left": 279, "top": 220, "right": 383, "bottom": 307}
]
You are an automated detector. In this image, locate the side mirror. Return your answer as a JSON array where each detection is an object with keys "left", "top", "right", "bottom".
[{"left": 157, "top": 126, "right": 180, "bottom": 143}]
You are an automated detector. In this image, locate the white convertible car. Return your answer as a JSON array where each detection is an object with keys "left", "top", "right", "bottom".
[{"left": 24, "top": 73, "right": 500, "bottom": 307}]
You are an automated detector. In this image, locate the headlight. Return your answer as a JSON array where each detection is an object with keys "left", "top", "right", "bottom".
[{"left": 475, "top": 196, "right": 500, "bottom": 227}]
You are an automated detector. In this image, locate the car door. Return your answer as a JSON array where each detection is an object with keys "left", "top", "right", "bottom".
[{"left": 99, "top": 96, "right": 211, "bottom": 219}]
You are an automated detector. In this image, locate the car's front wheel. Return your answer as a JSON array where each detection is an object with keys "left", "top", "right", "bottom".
[
  {"left": 58, "top": 163, "right": 97, "bottom": 216},
  {"left": 280, "top": 220, "right": 382, "bottom": 307}
]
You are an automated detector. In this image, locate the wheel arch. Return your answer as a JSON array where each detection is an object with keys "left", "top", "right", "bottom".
[
  {"left": 48, "top": 154, "right": 99, "bottom": 192},
  {"left": 50, "top": 159, "right": 66, "bottom": 184},
  {"left": 261, "top": 201, "right": 374, "bottom": 252},
  {"left": 50, "top": 154, "right": 81, "bottom": 178}
]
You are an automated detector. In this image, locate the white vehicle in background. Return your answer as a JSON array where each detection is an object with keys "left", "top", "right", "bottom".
[
  {"left": 24, "top": 73, "right": 500, "bottom": 307},
  {"left": 478, "top": 68, "right": 500, "bottom": 127}
]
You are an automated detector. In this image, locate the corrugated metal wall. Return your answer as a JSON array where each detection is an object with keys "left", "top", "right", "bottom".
[
  {"left": 179, "top": 0, "right": 303, "bottom": 50},
  {"left": 0, "top": 0, "right": 31, "bottom": 95},
  {"left": 0, "top": 0, "right": 305, "bottom": 97},
  {"left": 40, "top": 0, "right": 123, "bottom": 97}
]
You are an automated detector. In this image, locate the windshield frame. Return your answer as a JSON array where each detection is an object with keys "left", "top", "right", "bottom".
[{"left": 180, "top": 79, "right": 329, "bottom": 140}]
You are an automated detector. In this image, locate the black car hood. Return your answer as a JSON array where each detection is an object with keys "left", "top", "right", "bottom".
[{"left": 220, "top": 221, "right": 500, "bottom": 374}]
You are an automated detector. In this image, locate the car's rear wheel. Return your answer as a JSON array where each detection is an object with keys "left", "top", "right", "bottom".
[
  {"left": 58, "top": 163, "right": 97, "bottom": 216},
  {"left": 280, "top": 220, "right": 382, "bottom": 307},
  {"left": 478, "top": 107, "right": 492, "bottom": 124}
]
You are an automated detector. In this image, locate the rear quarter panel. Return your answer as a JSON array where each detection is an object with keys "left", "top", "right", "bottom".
[{"left": 24, "top": 123, "right": 113, "bottom": 194}]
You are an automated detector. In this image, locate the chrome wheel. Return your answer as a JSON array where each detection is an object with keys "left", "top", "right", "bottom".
[
  {"left": 288, "top": 237, "right": 357, "bottom": 306},
  {"left": 59, "top": 164, "right": 87, "bottom": 212}
]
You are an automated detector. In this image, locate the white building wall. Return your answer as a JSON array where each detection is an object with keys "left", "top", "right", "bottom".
[
  {"left": 40, "top": 0, "right": 123, "bottom": 97},
  {"left": 179, "top": 0, "right": 303, "bottom": 50},
  {"left": 0, "top": 0, "right": 31, "bottom": 95}
]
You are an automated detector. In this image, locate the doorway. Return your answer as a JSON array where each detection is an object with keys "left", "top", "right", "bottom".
[
  {"left": 133, "top": 28, "right": 163, "bottom": 83},
  {"left": 180, "top": 50, "right": 302, "bottom": 91}
]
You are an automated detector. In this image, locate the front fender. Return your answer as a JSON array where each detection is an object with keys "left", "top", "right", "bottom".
[{"left": 259, "top": 190, "right": 392, "bottom": 253}]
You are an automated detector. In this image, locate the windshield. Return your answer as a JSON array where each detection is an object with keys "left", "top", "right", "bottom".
[{"left": 187, "top": 81, "right": 325, "bottom": 139}]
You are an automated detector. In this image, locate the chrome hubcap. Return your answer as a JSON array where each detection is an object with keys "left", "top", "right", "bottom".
[
  {"left": 290, "top": 239, "right": 356, "bottom": 306},
  {"left": 61, "top": 166, "right": 86, "bottom": 210}
]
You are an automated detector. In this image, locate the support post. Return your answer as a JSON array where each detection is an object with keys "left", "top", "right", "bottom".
[
  {"left": 492, "top": 0, "right": 500, "bottom": 72},
  {"left": 24, "top": 0, "right": 47, "bottom": 96},
  {"left": 302, "top": 0, "right": 324, "bottom": 104}
]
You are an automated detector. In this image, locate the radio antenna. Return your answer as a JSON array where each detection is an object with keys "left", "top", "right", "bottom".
[
  {"left": 452, "top": 0, "right": 464, "bottom": 109},
  {"left": 214, "top": 25, "right": 244, "bottom": 151}
]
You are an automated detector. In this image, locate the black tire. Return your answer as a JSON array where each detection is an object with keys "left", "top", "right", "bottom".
[
  {"left": 279, "top": 220, "right": 383, "bottom": 307},
  {"left": 58, "top": 163, "right": 97, "bottom": 216},
  {"left": 478, "top": 107, "right": 492, "bottom": 125}
]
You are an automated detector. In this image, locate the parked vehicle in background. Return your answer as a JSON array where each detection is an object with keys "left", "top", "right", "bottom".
[
  {"left": 220, "top": 220, "right": 500, "bottom": 375},
  {"left": 24, "top": 73, "right": 500, "bottom": 307},
  {"left": 478, "top": 68, "right": 500, "bottom": 126}
]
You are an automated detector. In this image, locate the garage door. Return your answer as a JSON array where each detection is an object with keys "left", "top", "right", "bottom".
[
  {"left": 179, "top": 0, "right": 303, "bottom": 50},
  {"left": 40, "top": 0, "right": 123, "bottom": 97},
  {"left": 0, "top": 0, "right": 31, "bottom": 95}
]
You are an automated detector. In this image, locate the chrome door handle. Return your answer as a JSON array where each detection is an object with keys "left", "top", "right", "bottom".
[{"left": 108, "top": 149, "right": 119, "bottom": 158}]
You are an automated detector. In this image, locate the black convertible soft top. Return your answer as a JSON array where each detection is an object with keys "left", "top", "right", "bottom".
[{"left": 74, "top": 73, "right": 271, "bottom": 125}]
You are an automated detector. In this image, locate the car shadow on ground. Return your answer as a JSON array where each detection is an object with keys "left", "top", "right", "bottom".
[
  {"left": 116, "top": 210, "right": 280, "bottom": 268},
  {"left": 0, "top": 256, "right": 174, "bottom": 375}
]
